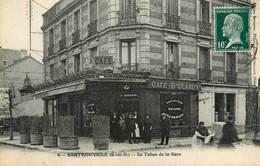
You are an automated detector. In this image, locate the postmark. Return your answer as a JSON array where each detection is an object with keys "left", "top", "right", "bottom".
[{"left": 214, "top": 7, "right": 251, "bottom": 52}]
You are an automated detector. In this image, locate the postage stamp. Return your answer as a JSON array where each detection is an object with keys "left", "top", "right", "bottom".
[{"left": 214, "top": 7, "right": 251, "bottom": 52}]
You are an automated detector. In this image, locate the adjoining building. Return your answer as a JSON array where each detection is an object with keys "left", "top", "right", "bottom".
[
  {"left": 36, "top": 0, "right": 255, "bottom": 137},
  {"left": 0, "top": 51, "right": 44, "bottom": 119}
]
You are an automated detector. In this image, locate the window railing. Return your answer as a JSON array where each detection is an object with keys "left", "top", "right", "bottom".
[
  {"left": 72, "top": 30, "right": 80, "bottom": 44},
  {"left": 226, "top": 71, "right": 237, "bottom": 84},
  {"left": 121, "top": 64, "right": 138, "bottom": 71},
  {"left": 167, "top": 66, "right": 180, "bottom": 80},
  {"left": 165, "top": 13, "right": 180, "bottom": 30},
  {"left": 88, "top": 20, "right": 98, "bottom": 37},
  {"left": 117, "top": 10, "right": 137, "bottom": 25},
  {"left": 199, "top": 68, "right": 212, "bottom": 81},
  {"left": 48, "top": 44, "right": 54, "bottom": 56},
  {"left": 59, "top": 38, "right": 66, "bottom": 51},
  {"left": 198, "top": 21, "right": 212, "bottom": 36}
]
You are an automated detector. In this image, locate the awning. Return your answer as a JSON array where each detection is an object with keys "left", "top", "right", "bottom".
[{"left": 34, "top": 80, "right": 85, "bottom": 99}]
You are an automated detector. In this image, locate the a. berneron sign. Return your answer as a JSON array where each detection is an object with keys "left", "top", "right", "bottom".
[{"left": 148, "top": 79, "right": 201, "bottom": 91}]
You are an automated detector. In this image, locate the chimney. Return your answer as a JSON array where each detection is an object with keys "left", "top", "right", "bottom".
[{"left": 20, "top": 49, "right": 27, "bottom": 58}]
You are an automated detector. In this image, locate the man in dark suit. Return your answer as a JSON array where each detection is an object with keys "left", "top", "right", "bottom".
[
  {"left": 158, "top": 113, "right": 171, "bottom": 145},
  {"left": 128, "top": 114, "right": 136, "bottom": 144}
]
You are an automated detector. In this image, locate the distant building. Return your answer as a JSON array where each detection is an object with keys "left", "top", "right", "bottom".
[
  {"left": 36, "top": 0, "right": 255, "bottom": 137},
  {"left": 0, "top": 48, "right": 27, "bottom": 69},
  {"left": 0, "top": 52, "right": 44, "bottom": 118}
]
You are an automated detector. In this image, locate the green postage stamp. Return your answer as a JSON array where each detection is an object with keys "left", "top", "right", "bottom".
[{"left": 214, "top": 7, "right": 251, "bottom": 52}]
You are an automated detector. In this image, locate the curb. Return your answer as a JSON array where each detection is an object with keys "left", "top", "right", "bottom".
[
  {"left": 0, "top": 141, "right": 46, "bottom": 152},
  {"left": 1, "top": 141, "right": 191, "bottom": 154}
]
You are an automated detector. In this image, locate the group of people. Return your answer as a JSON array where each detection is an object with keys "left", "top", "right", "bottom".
[{"left": 110, "top": 112, "right": 153, "bottom": 144}]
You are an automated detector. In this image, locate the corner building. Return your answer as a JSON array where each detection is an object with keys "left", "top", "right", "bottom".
[{"left": 36, "top": 0, "right": 255, "bottom": 137}]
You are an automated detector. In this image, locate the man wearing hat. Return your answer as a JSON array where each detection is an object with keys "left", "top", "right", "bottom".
[{"left": 158, "top": 113, "right": 171, "bottom": 145}]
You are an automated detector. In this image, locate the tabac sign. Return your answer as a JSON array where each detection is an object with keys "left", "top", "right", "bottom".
[{"left": 148, "top": 79, "right": 201, "bottom": 91}]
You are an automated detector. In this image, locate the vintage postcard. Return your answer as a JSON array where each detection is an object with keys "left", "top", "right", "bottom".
[{"left": 0, "top": 0, "right": 260, "bottom": 166}]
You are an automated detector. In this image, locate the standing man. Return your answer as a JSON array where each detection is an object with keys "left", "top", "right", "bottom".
[
  {"left": 158, "top": 113, "right": 171, "bottom": 146},
  {"left": 110, "top": 112, "right": 118, "bottom": 143},
  {"left": 128, "top": 114, "right": 136, "bottom": 144}
]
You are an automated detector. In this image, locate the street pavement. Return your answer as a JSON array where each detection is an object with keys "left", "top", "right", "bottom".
[
  {"left": 1, "top": 132, "right": 260, "bottom": 166},
  {"left": 0, "top": 132, "right": 191, "bottom": 154},
  {"left": 1, "top": 141, "right": 260, "bottom": 166}
]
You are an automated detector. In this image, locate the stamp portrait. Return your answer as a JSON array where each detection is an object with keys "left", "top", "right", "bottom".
[{"left": 214, "top": 7, "right": 251, "bottom": 52}]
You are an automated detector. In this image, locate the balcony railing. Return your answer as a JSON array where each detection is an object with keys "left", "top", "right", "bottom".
[
  {"left": 226, "top": 71, "right": 237, "bottom": 84},
  {"left": 165, "top": 13, "right": 180, "bottom": 30},
  {"left": 72, "top": 30, "right": 80, "bottom": 44},
  {"left": 117, "top": 10, "right": 137, "bottom": 25},
  {"left": 167, "top": 66, "right": 180, "bottom": 80},
  {"left": 59, "top": 38, "right": 66, "bottom": 51},
  {"left": 48, "top": 44, "right": 54, "bottom": 55},
  {"left": 198, "top": 21, "right": 212, "bottom": 36},
  {"left": 88, "top": 20, "right": 98, "bottom": 37},
  {"left": 121, "top": 64, "right": 138, "bottom": 71},
  {"left": 199, "top": 68, "right": 212, "bottom": 81}
]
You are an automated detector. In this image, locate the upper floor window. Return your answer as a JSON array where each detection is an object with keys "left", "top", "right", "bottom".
[
  {"left": 198, "top": 0, "right": 211, "bottom": 35},
  {"left": 74, "top": 10, "right": 80, "bottom": 32},
  {"left": 61, "top": 20, "right": 66, "bottom": 39},
  {"left": 167, "top": 42, "right": 178, "bottom": 67},
  {"left": 165, "top": 0, "right": 180, "bottom": 30},
  {"left": 90, "top": 47, "right": 97, "bottom": 64},
  {"left": 90, "top": 0, "right": 97, "bottom": 22},
  {"left": 226, "top": 52, "right": 237, "bottom": 83},
  {"left": 118, "top": 0, "right": 137, "bottom": 25},
  {"left": 227, "top": 53, "right": 236, "bottom": 73},
  {"left": 200, "top": 0, "right": 209, "bottom": 22},
  {"left": 120, "top": 39, "right": 136, "bottom": 70},
  {"left": 199, "top": 47, "right": 211, "bottom": 81},
  {"left": 120, "top": 0, "right": 136, "bottom": 11},
  {"left": 50, "top": 64, "right": 54, "bottom": 79},
  {"left": 49, "top": 28, "right": 54, "bottom": 46},
  {"left": 2, "top": 60, "right": 7, "bottom": 66},
  {"left": 199, "top": 47, "right": 210, "bottom": 69},
  {"left": 88, "top": 0, "right": 98, "bottom": 36},
  {"left": 61, "top": 59, "right": 67, "bottom": 77},
  {"left": 74, "top": 54, "right": 80, "bottom": 73},
  {"left": 166, "top": 0, "right": 178, "bottom": 16}
]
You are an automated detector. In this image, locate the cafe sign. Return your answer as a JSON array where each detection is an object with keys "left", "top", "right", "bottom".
[
  {"left": 148, "top": 79, "right": 201, "bottom": 91},
  {"left": 94, "top": 56, "right": 113, "bottom": 65}
]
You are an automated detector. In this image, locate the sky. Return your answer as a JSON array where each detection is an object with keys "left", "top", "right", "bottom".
[
  {"left": 0, "top": 0, "right": 59, "bottom": 61},
  {"left": 0, "top": 0, "right": 259, "bottom": 84}
]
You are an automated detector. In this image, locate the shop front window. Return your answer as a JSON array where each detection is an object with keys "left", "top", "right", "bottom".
[
  {"left": 214, "top": 93, "right": 236, "bottom": 122},
  {"left": 160, "top": 93, "right": 188, "bottom": 126}
]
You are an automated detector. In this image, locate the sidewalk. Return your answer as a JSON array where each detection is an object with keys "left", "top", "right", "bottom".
[{"left": 0, "top": 133, "right": 192, "bottom": 154}]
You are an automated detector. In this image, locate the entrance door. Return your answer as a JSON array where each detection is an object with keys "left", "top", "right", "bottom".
[{"left": 70, "top": 98, "right": 83, "bottom": 136}]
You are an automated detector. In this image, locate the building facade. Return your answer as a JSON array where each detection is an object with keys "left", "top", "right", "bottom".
[
  {"left": 37, "top": 0, "right": 255, "bottom": 137},
  {"left": 0, "top": 48, "right": 27, "bottom": 69},
  {"left": 0, "top": 55, "right": 44, "bottom": 118}
]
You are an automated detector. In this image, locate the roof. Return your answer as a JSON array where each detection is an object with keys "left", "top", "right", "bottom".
[{"left": 0, "top": 56, "right": 43, "bottom": 71}]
